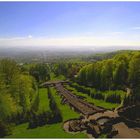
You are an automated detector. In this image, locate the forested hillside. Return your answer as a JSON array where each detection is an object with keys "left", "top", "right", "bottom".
[{"left": 77, "top": 51, "right": 140, "bottom": 105}]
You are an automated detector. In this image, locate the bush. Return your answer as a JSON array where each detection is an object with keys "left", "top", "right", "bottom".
[
  {"left": 28, "top": 111, "right": 52, "bottom": 129},
  {"left": 90, "top": 89, "right": 104, "bottom": 100},
  {"left": 50, "top": 109, "right": 63, "bottom": 123},
  {"left": 28, "top": 87, "right": 63, "bottom": 129},
  {"left": 48, "top": 88, "right": 63, "bottom": 123},
  {"left": 70, "top": 83, "right": 125, "bottom": 104},
  {"left": 7, "top": 111, "right": 28, "bottom": 125},
  {"left": 31, "top": 93, "right": 39, "bottom": 112},
  {"left": 104, "top": 91, "right": 123, "bottom": 104},
  {"left": 0, "top": 120, "right": 12, "bottom": 137},
  {"left": 105, "top": 94, "right": 121, "bottom": 103},
  {"left": 28, "top": 112, "right": 39, "bottom": 129},
  {"left": 94, "top": 92, "right": 104, "bottom": 100},
  {"left": 71, "top": 83, "right": 90, "bottom": 95}
]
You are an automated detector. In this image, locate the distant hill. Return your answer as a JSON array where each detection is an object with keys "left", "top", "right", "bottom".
[{"left": 83, "top": 50, "right": 140, "bottom": 62}]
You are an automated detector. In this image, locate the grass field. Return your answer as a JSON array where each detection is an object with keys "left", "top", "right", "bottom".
[
  {"left": 7, "top": 87, "right": 87, "bottom": 138},
  {"left": 65, "top": 85, "right": 119, "bottom": 109},
  {"left": 37, "top": 88, "right": 50, "bottom": 114},
  {"left": 7, "top": 123, "right": 87, "bottom": 138}
]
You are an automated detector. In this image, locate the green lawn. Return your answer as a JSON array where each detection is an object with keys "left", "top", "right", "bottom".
[
  {"left": 65, "top": 85, "right": 119, "bottom": 109},
  {"left": 37, "top": 88, "right": 50, "bottom": 114},
  {"left": 7, "top": 87, "right": 87, "bottom": 138},
  {"left": 7, "top": 123, "right": 86, "bottom": 138}
]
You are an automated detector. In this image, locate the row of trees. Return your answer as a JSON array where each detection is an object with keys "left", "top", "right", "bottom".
[
  {"left": 22, "top": 61, "right": 86, "bottom": 84},
  {"left": 0, "top": 59, "right": 38, "bottom": 137},
  {"left": 70, "top": 83, "right": 124, "bottom": 104},
  {"left": 28, "top": 87, "right": 62, "bottom": 129},
  {"left": 50, "top": 62, "right": 85, "bottom": 79},
  {"left": 28, "top": 110, "right": 52, "bottom": 129},
  {"left": 77, "top": 51, "right": 140, "bottom": 104},
  {"left": 23, "top": 62, "right": 82, "bottom": 83},
  {"left": 47, "top": 88, "right": 63, "bottom": 123}
]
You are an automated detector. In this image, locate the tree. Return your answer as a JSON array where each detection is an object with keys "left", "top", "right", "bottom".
[
  {"left": 101, "top": 60, "right": 114, "bottom": 90},
  {"left": 0, "top": 59, "right": 20, "bottom": 85},
  {"left": 129, "top": 53, "right": 140, "bottom": 101},
  {"left": 85, "top": 64, "right": 95, "bottom": 86},
  {"left": 0, "top": 93, "right": 17, "bottom": 121},
  {"left": 29, "top": 63, "right": 50, "bottom": 83},
  {"left": 10, "top": 75, "right": 37, "bottom": 113},
  {"left": 113, "top": 60, "right": 128, "bottom": 89},
  {"left": 77, "top": 66, "right": 87, "bottom": 85}
]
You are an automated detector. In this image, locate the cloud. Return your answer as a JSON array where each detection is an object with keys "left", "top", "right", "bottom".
[
  {"left": 131, "top": 27, "right": 140, "bottom": 30},
  {"left": 0, "top": 37, "right": 25, "bottom": 41},
  {"left": 108, "top": 31, "right": 124, "bottom": 36},
  {"left": 28, "top": 35, "right": 32, "bottom": 39}
]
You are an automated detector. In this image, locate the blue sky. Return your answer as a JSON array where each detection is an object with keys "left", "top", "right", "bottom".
[{"left": 0, "top": 2, "right": 140, "bottom": 49}]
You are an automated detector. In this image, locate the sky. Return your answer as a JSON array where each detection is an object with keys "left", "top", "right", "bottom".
[{"left": 0, "top": 2, "right": 140, "bottom": 50}]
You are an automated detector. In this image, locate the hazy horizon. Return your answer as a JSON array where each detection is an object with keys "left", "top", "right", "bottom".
[{"left": 0, "top": 45, "right": 140, "bottom": 52}]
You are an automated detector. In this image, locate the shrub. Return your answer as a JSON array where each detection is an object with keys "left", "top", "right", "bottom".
[
  {"left": 105, "top": 94, "right": 121, "bottom": 103},
  {"left": 71, "top": 83, "right": 90, "bottom": 95},
  {"left": 31, "top": 93, "right": 39, "bottom": 112},
  {"left": 50, "top": 108, "right": 63, "bottom": 123},
  {"left": 104, "top": 91, "right": 123, "bottom": 104},
  {"left": 0, "top": 120, "right": 12, "bottom": 137},
  {"left": 48, "top": 88, "right": 63, "bottom": 123},
  {"left": 7, "top": 111, "right": 28, "bottom": 125},
  {"left": 90, "top": 89, "right": 104, "bottom": 100},
  {"left": 28, "top": 87, "right": 63, "bottom": 129},
  {"left": 70, "top": 83, "right": 125, "bottom": 104},
  {"left": 28, "top": 111, "right": 52, "bottom": 129}
]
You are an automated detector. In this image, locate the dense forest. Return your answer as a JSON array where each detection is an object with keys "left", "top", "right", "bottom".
[
  {"left": 0, "top": 50, "right": 140, "bottom": 137},
  {"left": 77, "top": 51, "right": 140, "bottom": 105}
]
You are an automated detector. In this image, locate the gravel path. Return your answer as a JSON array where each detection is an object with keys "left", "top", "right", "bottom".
[
  {"left": 88, "top": 110, "right": 119, "bottom": 120},
  {"left": 113, "top": 122, "right": 140, "bottom": 138}
]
